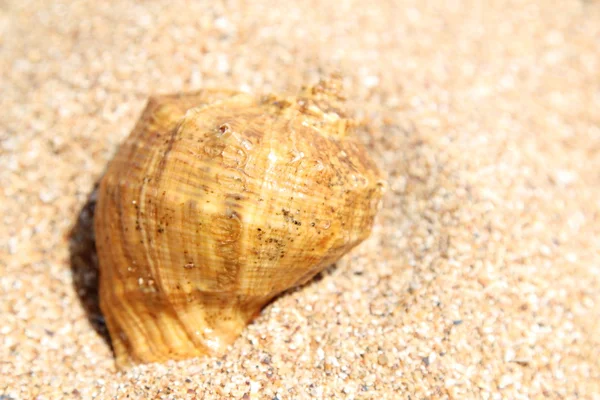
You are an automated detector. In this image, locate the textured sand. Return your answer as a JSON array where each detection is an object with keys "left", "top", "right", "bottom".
[{"left": 1, "top": 0, "right": 600, "bottom": 399}]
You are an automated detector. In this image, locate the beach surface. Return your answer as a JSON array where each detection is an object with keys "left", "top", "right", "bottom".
[{"left": 1, "top": 0, "right": 599, "bottom": 398}]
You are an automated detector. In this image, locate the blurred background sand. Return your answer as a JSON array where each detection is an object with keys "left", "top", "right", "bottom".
[{"left": 1, "top": 0, "right": 599, "bottom": 398}]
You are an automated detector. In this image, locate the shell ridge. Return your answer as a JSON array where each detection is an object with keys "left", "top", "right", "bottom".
[
  {"left": 115, "top": 172, "right": 165, "bottom": 363},
  {"left": 281, "top": 110, "right": 305, "bottom": 271},
  {"left": 252, "top": 111, "right": 280, "bottom": 286},
  {"left": 222, "top": 108, "right": 267, "bottom": 292},
  {"left": 141, "top": 110, "right": 207, "bottom": 361}
]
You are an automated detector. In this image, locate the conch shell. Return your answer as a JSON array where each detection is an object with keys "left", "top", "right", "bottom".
[{"left": 94, "top": 77, "right": 385, "bottom": 367}]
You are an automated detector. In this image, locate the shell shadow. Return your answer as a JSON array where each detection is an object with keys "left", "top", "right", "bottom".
[{"left": 68, "top": 182, "right": 114, "bottom": 354}]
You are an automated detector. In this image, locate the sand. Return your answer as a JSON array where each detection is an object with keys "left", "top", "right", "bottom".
[{"left": 1, "top": 0, "right": 599, "bottom": 398}]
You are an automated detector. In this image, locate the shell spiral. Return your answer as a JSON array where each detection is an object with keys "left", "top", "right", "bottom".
[{"left": 94, "top": 78, "right": 385, "bottom": 367}]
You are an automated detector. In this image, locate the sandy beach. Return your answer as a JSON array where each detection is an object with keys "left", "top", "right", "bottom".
[{"left": 1, "top": 0, "right": 599, "bottom": 398}]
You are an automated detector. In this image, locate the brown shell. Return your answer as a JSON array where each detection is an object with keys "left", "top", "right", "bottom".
[{"left": 94, "top": 78, "right": 385, "bottom": 367}]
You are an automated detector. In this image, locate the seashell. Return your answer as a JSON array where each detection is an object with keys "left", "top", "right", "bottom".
[{"left": 94, "top": 77, "right": 385, "bottom": 367}]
